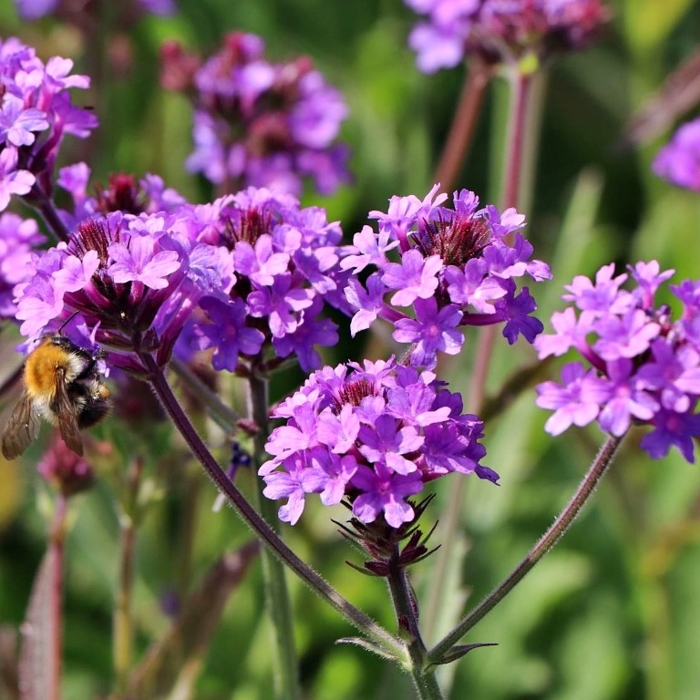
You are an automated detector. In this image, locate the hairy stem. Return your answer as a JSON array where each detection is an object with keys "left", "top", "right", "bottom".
[
  {"left": 387, "top": 547, "right": 444, "bottom": 700},
  {"left": 142, "top": 353, "right": 406, "bottom": 660},
  {"left": 429, "top": 435, "right": 623, "bottom": 663}
]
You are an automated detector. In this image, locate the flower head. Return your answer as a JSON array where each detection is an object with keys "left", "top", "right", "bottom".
[
  {"left": 261, "top": 357, "right": 492, "bottom": 527},
  {"left": 535, "top": 261, "right": 700, "bottom": 462},
  {"left": 0, "top": 37, "right": 97, "bottom": 210},
  {"left": 161, "top": 32, "right": 351, "bottom": 196},
  {"left": 181, "top": 187, "right": 350, "bottom": 373},
  {"left": 343, "top": 185, "right": 550, "bottom": 369},
  {"left": 406, "top": 0, "right": 610, "bottom": 73}
]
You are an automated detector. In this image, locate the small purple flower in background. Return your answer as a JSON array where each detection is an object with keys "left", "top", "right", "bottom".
[
  {"left": 160, "top": 32, "right": 351, "bottom": 196},
  {"left": 342, "top": 185, "right": 550, "bottom": 369},
  {"left": 405, "top": 0, "right": 610, "bottom": 73},
  {"left": 652, "top": 117, "right": 700, "bottom": 192},
  {"left": 535, "top": 261, "right": 700, "bottom": 462},
  {"left": 0, "top": 37, "right": 97, "bottom": 211},
  {"left": 260, "top": 357, "right": 492, "bottom": 528}
]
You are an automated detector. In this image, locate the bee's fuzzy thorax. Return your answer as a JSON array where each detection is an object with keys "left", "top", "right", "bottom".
[{"left": 23, "top": 339, "right": 86, "bottom": 399}]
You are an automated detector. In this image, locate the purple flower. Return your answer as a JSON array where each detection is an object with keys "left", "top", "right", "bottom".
[
  {"left": 0, "top": 212, "right": 44, "bottom": 319},
  {"left": 653, "top": 117, "right": 700, "bottom": 192},
  {"left": 344, "top": 185, "right": 550, "bottom": 369},
  {"left": 535, "top": 362, "right": 609, "bottom": 435},
  {"left": 0, "top": 148, "right": 34, "bottom": 210},
  {"left": 261, "top": 357, "right": 493, "bottom": 528},
  {"left": 189, "top": 295, "right": 265, "bottom": 371},
  {"left": 536, "top": 262, "right": 700, "bottom": 462},
  {"left": 393, "top": 298, "right": 464, "bottom": 369},
  {"left": 0, "top": 37, "right": 96, "bottom": 212},
  {"left": 405, "top": 0, "right": 610, "bottom": 73},
  {"left": 163, "top": 32, "right": 351, "bottom": 196}
]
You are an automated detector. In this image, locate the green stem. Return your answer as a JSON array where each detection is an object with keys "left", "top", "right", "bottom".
[
  {"left": 428, "top": 435, "right": 623, "bottom": 664},
  {"left": 113, "top": 457, "right": 143, "bottom": 697},
  {"left": 247, "top": 373, "right": 301, "bottom": 700},
  {"left": 386, "top": 547, "right": 444, "bottom": 700},
  {"left": 141, "top": 353, "right": 406, "bottom": 661}
]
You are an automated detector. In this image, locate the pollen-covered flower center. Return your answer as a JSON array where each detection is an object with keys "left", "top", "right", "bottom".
[{"left": 416, "top": 215, "right": 491, "bottom": 268}]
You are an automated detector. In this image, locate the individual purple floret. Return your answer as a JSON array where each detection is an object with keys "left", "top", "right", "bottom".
[
  {"left": 405, "top": 0, "right": 610, "bottom": 73},
  {"left": 160, "top": 32, "right": 351, "bottom": 197},
  {"left": 0, "top": 37, "right": 97, "bottom": 211},
  {"left": 535, "top": 261, "right": 700, "bottom": 463},
  {"left": 342, "top": 185, "right": 550, "bottom": 369},
  {"left": 652, "top": 117, "right": 700, "bottom": 192},
  {"left": 260, "top": 357, "right": 492, "bottom": 527}
]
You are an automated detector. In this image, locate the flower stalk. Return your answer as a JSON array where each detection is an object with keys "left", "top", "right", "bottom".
[
  {"left": 428, "top": 434, "right": 623, "bottom": 664},
  {"left": 141, "top": 352, "right": 406, "bottom": 661}
]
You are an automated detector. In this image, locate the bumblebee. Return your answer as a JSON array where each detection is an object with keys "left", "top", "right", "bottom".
[{"left": 1, "top": 336, "right": 111, "bottom": 459}]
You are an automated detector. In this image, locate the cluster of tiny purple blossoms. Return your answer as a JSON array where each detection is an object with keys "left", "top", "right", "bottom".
[
  {"left": 652, "top": 117, "right": 700, "bottom": 193},
  {"left": 13, "top": 0, "right": 175, "bottom": 21},
  {"left": 405, "top": 0, "right": 610, "bottom": 73},
  {"left": 261, "top": 357, "right": 496, "bottom": 527},
  {"left": 343, "top": 184, "right": 551, "bottom": 370},
  {"left": 12, "top": 186, "right": 351, "bottom": 375},
  {"left": 0, "top": 37, "right": 97, "bottom": 211},
  {"left": 535, "top": 262, "right": 700, "bottom": 463},
  {"left": 161, "top": 31, "right": 351, "bottom": 197}
]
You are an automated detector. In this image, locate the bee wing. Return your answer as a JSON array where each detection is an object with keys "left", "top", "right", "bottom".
[
  {"left": 1, "top": 394, "right": 41, "bottom": 460},
  {"left": 53, "top": 381, "right": 84, "bottom": 457}
]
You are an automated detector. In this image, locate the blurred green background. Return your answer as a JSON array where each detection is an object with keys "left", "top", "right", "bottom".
[{"left": 2, "top": 0, "right": 700, "bottom": 698}]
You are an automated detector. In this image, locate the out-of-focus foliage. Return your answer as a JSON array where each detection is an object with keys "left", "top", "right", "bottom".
[{"left": 1, "top": 1, "right": 700, "bottom": 699}]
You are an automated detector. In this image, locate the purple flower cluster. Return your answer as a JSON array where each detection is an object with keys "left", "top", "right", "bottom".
[
  {"left": 161, "top": 32, "right": 351, "bottom": 196},
  {"left": 12, "top": 187, "right": 349, "bottom": 375},
  {"left": 14, "top": 0, "right": 175, "bottom": 20},
  {"left": 652, "top": 117, "right": 700, "bottom": 192},
  {"left": 0, "top": 37, "right": 97, "bottom": 210},
  {"left": 260, "top": 357, "right": 494, "bottom": 528},
  {"left": 13, "top": 208, "right": 231, "bottom": 374},
  {"left": 535, "top": 262, "right": 700, "bottom": 462},
  {"left": 342, "top": 185, "right": 550, "bottom": 369},
  {"left": 405, "top": 0, "right": 610, "bottom": 73},
  {"left": 184, "top": 187, "right": 350, "bottom": 373},
  {"left": 0, "top": 212, "right": 44, "bottom": 319}
]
